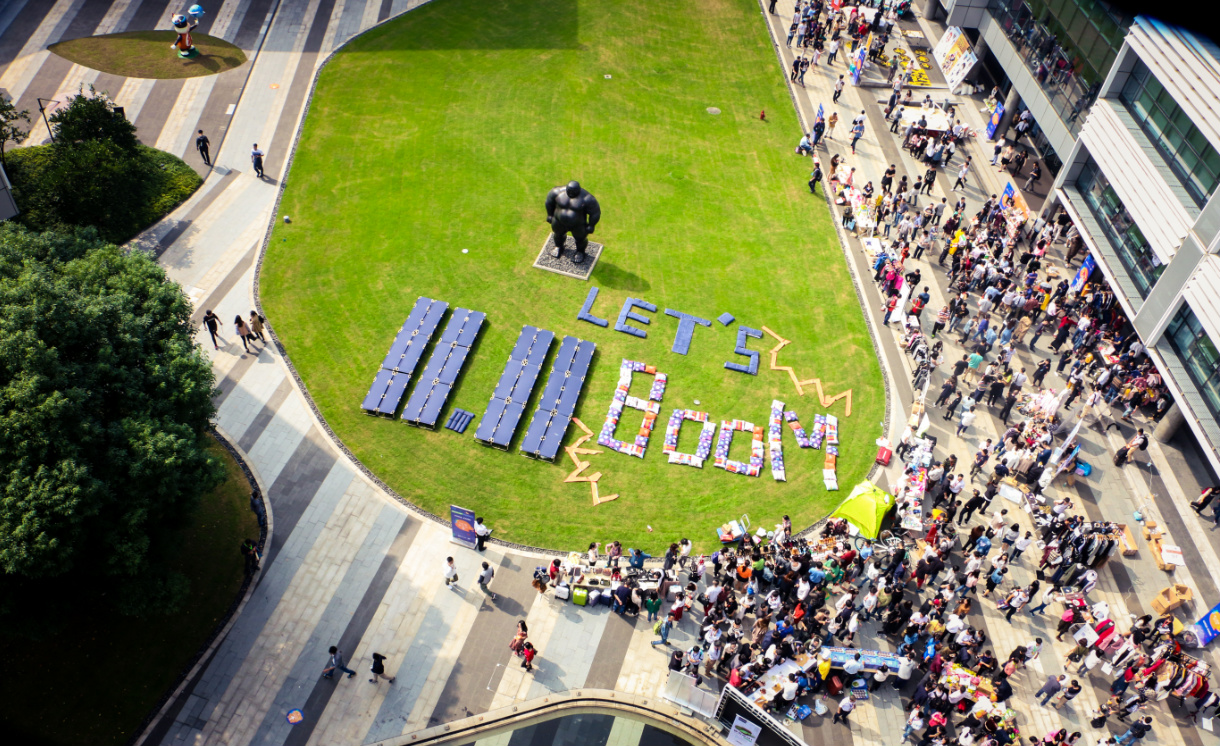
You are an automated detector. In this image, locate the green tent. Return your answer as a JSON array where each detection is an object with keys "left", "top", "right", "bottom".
[{"left": 829, "top": 482, "right": 894, "bottom": 540}]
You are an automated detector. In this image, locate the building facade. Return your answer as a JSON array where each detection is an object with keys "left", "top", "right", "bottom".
[{"left": 929, "top": 2, "right": 1220, "bottom": 474}]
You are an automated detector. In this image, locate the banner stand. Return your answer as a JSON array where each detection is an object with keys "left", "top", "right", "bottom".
[{"left": 449, "top": 505, "right": 478, "bottom": 549}]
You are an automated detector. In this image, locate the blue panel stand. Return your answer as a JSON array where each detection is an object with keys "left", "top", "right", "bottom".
[
  {"left": 664, "top": 308, "right": 712, "bottom": 355},
  {"left": 445, "top": 409, "right": 476, "bottom": 434},
  {"left": 401, "top": 307, "right": 484, "bottom": 429},
  {"left": 614, "top": 297, "right": 656, "bottom": 339},
  {"left": 366, "top": 297, "right": 448, "bottom": 415},
  {"left": 718, "top": 312, "right": 735, "bottom": 326},
  {"left": 521, "top": 336, "right": 595, "bottom": 461},
  {"left": 725, "top": 326, "right": 762, "bottom": 376},
  {"left": 577, "top": 286, "right": 609, "bottom": 327},
  {"left": 476, "top": 325, "right": 554, "bottom": 450}
]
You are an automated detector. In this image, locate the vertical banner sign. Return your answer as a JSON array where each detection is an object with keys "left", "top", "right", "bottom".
[
  {"left": 449, "top": 505, "right": 478, "bottom": 548},
  {"left": 933, "top": 26, "right": 977, "bottom": 91},
  {"left": 986, "top": 100, "right": 1005, "bottom": 139},
  {"left": 1070, "top": 254, "right": 1096, "bottom": 293},
  {"left": 816, "top": 103, "right": 824, "bottom": 125},
  {"left": 850, "top": 34, "right": 870, "bottom": 85},
  {"left": 1187, "top": 601, "right": 1220, "bottom": 647}
]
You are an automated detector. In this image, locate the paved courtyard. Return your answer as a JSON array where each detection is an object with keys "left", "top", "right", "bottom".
[{"left": 4, "top": 1, "right": 1220, "bottom": 746}]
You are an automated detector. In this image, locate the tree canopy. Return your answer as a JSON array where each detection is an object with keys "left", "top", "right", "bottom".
[
  {"left": 0, "top": 224, "right": 221, "bottom": 622},
  {"left": 5, "top": 88, "right": 200, "bottom": 245}
]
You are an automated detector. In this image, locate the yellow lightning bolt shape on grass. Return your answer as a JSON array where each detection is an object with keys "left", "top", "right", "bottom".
[
  {"left": 563, "top": 418, "right": 619, "bottom": 504},
  {"left": 762, "top": 326, "right": 853, "bottom": 417}
]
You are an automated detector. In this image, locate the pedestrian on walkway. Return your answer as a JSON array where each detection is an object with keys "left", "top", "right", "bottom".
[
  {"left": 652, "top": 612, "right": 676, "bottom": 646},
  {"left": 196, "top": 130, "right": 210, "bottom": 166},
  {"left": 234, "top": 315, "right": 257, "bottom": 353},
  {"left": 1024, "top": 162, "right": 1042, "bottom": 193},
  {"left": 323, "top": 646, "right": 356, "bottom": 679},
  {"left": 768, "top": 0, "right": 776, "bottom": 13},
  {"left": 251, "top": 144, "right": 265, "bottom": 178},
  {"left": 833, "top": 75, "right": 845, "bottom": 104},
  {"left": 477, "top": 561, "right": 497, "bottom": 600},
  {"left": 369, "top": 652, "right": 396, "bottom": 684},
  {"left": 1036, "top": 674, "right": 1065, "bottom": 706},
  {"left": 952, "top": 158, "right": 970, "bottom": 191},
  {"left": 826, "top": 111, "right": 838, "bottom": 139},
  {"left": 203, "top": 309, "right": 223, "bottom": 349},
  {"left": 922, "top": 167, "right": 936, "bottom": 194},
  {"left": 828, "top": 39, "right": 841, "bottom": 65},
  {"left": 850, "top": 120, "right": 865, "bottom": 155},
  {"left": 510, "top": 621, "right": 529, "bottom": 656},
  {"left": 521, "top": 642, "right": 537, "bottom": 672},
  {"left": 956, "top": 405, "right": 977, "bottom": 437},
  {"left": 1117, "top": 717, "right": 1152, "bottom": 745},
  {"left": 248, "top": 310, "right": 266, "bottom": 342},
  {"left": 444, "top": 556, "right": 460, "bottom": 589},
  {"left": 832, "top": 694, "right": 856, "bottom": 724}
]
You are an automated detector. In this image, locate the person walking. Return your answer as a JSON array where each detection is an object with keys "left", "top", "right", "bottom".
[
  {"left": 832, "top": 694, "right": 857, "bottom": 725},
  {"left": 234, "top": 315, "right": 257, "bottom": 353},
  {"left": 521, "top": 642, "right": 537, "bottom": 672},
  {"left": 251, "top": 144, "right": 266, "bottom": 178},
  {"left": 369, "top": 652, "right": 396, "bottom": 684},
  {"left": 952, "top": 158, "right": 970, "bottom": 191},
  {"left": 509, "top": 621, "right": 529, "bottom": 656},
  {"left": 826, "top": 111, "right": 838, "bottom": 139},
  {"left": 828, "top": 38, "right": 841, "bottom": 65},
  {"left": 444, "top": 556, "right": 460, "bottom": 589},
  {"left": 323, "top": 646, "right": 356, "bottom": 679},
  {"left": 1036, "top": 674, "right": 1065, "bottom": 706},
  {"left": 652, "top": 612, "right": 676, "bottom": 646},
  {"left": 477, "top": 561, "right": 497, "bottom": 600},
  {"left": 203, "top": 309, "right": 223, "bottom": 350},
  {"left": 1116, "top": 716, "right": 1152, "bottom": 745},
  {"left": 850, "top": 119, "right": 865, "bottom": 155},
  {"left": 1024, "top": 162, "right": 1042, "bottom": 193},
  {"left": 833, "top": 75, "right": 845, "bottom": 104},
  {"left": 196, "top": 130, "right": 211, "bottom": 166},
  {"left": 248, "top": 310, "right": 266, "bottom": 342}
]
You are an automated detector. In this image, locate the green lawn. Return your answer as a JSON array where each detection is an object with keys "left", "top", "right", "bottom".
[
  {"left": 262, "top": 0, "right": 883, "bottom": 554},
  {"left": 0, "top": 437, "right": 260, "bottom": 746},
  {"left": 49, "top": 31, "right": 246, "bottom": 79}
]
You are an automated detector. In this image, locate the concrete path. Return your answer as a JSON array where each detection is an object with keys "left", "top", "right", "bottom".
[{"left": 4, "top": 1, "right": 1220, "bottom": 745}]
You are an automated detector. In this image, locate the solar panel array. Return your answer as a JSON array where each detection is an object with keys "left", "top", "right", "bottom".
[
  {"left": 520, "top": 335, "right": 596, "bottom": 461},
  {"left": 401, "top": 307, "right": 486, "bottom": 429},
  {"left": 474, "top": 325, "right": 554, "bottom": 449},
  {"left": 360, "top": 297, "right": 448, "bottom": 417}
]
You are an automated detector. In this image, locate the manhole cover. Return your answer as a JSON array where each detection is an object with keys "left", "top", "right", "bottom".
[{"left": 707, "top": 107, "right": 721, "bottom": 115}]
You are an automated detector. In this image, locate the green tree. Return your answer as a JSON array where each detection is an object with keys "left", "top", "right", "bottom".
[
  {"left": 0, "top": 224, "right": 221, "bottom": 621},
  {"left": 47, "top": 86, "right": 138, "bottom": 153},
  {"left": 0, "top": 96, "right": 29, "bottom": 166}
]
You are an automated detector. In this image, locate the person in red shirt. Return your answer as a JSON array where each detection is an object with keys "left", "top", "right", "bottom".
[{"left": 521, "top": 643, "right": 537, "bottom": 672}]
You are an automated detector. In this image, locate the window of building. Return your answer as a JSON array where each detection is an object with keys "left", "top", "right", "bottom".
[
  {"left": 1120, "top": 59, "right": 1220, "bottom": 208},
  {"left": 1076, "top": 158, "right": 1164, "bottom": 296},
  {"left": 1166, "top": 305, "right": 1220, "bottom": 420}
]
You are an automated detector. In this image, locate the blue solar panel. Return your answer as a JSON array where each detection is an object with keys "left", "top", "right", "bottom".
[
  {"left": 509, "top": 363, "right": 541, "bottom": 402},
  {"left": 456, "top": 311, "right": 486, "bottom": 347},
  {"left": 380, "top": 373, "right": 411, "bottom": 416},
  {"left": 537, "top": 416, "right": 571, "bottom": 461},
  {"left": 400, "top": 383, "right": 429, "bottom": 423},
  {"left": 361, "top": 369, "right": 394, "bottom": 413},
  {"left": 492, "top": 359, "right": 524, "bottom": 400},
  {"left": 520, "top": 335, "right": 594, "bottom": 460},
  {"left": 525, "top": 331, "right": 554, "bottom": 366},
  {"left": 438, "top": 346, "right": 470, "bottom": 385},
  {"left": 419, "top": 385, "right": 451, "bottom": 426},
  {"left": 509, "top": 325, "right": 538, "bottom": 360},
  {"left": 495, "top": 401, "right": 527, "bottom": 446},
  {"left": 475, "top": 398, "right": 507, "bottom": 442}
]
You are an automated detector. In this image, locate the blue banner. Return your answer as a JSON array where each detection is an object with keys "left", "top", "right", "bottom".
[
  {"left": 986, "top": 100, "right": 1004, "bottom": 140},
  {"left": 1070, "top": 254, "right": 1095, "bottom": 293},
  {"left": 816, "top": 103, "right": 824, "bottom": 126},
  {"left": 450, "top": 505, "right": 478, "bottom": 548},
  {"left": 1188, "top": 601, "right": 1220, "bottom": 647}
]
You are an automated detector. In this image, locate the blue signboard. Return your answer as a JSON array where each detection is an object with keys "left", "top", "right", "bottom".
[
  {"left": 450, "top": 504, "right": 478, "bottom": 549},
  {"left": 1070, "top": 254, "right": 1096, "bottom": 293},
  {"left": 1188, "top": 601, "right": 1220, "bottom": 647},
  {"left": 986, "top": 100, "right": 1004, "bottom": 140}
]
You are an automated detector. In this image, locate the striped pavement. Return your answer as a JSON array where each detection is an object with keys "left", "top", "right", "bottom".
[{"left": 3, "top": 1, "right": 1220, "bottom": 745}]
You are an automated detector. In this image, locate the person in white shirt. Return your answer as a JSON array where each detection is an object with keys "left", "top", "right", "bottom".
[
  {"left": 843, "top": 653, "right": 864, "bottom": 676},
  {"left": 474, "top": 518, "right": 492, "bottom": 551},
  {"left": 1010, "top": 532, "right": 1034, "bottom": 562},
  {"left": 443, "top": 556, "right": 459, "bottom": 589}
]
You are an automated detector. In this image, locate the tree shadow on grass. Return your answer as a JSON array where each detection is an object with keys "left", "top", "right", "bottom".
[{"left": 357, "top": 0, "right": 578, "bottom": 51}]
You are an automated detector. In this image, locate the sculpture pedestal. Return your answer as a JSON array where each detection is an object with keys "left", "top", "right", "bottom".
[{"left": 532, "top": 235, "right": 602, "bottom": 281}]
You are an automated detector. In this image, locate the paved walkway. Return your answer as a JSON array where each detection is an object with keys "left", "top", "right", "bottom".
[{"left": 4, "top": 2, "right": 1220, "bottom": 745}]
